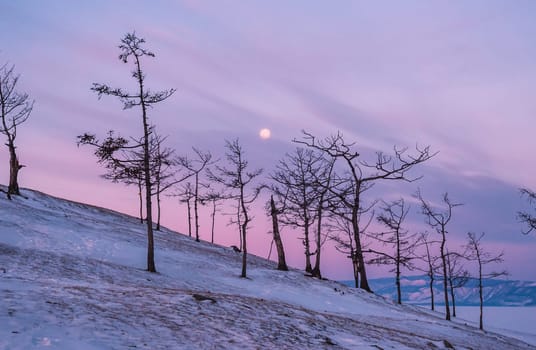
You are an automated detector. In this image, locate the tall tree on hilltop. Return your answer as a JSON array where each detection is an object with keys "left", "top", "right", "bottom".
[
  {"left": 295, "top": 131, "right": 435, "bottom": 292},
  {"left": 78, "top": 32, "right": 175, "bottom": 273},
  {"left": 207, "top": 139, "right": 263, "bottom": 278},
  {"left": 415, "top": 190, "right": 461, "bottom": 321},
  {"left": 0, "top": 63, "right": 33, "bottom": 199}
]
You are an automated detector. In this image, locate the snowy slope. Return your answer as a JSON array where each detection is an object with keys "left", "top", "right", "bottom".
[{"left": 1, "top": 188, "right": 535, "bottom": 349}]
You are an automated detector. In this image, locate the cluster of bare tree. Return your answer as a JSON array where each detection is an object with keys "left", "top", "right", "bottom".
[{"left": 4, "top": 32, "right": 532, "bottom": 332}]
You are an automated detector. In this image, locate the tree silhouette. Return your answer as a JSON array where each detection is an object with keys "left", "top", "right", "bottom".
[
  {"left": 415, "top": 190, "right": 462, "bottom": 321},
  {"left": 295, "top": 131, "right": 435, "bottom": 292},
  {"left": 464, "top": 232, "right": 507, "bottom": 330},
  {"left": 207, "top": 139, "right": 263, "bottom": 278},
  {"left": 78, "top": 32, "right": 175, "bottom": 272},
  {"left": 0, "top": 63, "right": 33, "bottom": 199}
]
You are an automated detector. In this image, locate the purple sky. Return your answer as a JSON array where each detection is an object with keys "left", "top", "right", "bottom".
[{"left": 1, "top": 1, "right": 535, "bottom": 281}]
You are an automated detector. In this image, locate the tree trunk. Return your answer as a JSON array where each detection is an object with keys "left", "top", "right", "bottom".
[
  {"left": 194, "top": 173, "right": 200, "bottom": 242},
  {"left": 440, "top": 228, "right": 450, "bottom": 320},
  {"left": 352, "top": 205, "right": 372, "bottom": 292},
  {"left": 303, "top": 218, "right": 312, "bottom": 273},
  {"left": 138, "top": 178, "right": 143, "bottom": 223},
  {"left": 240, "top": 187, "right": 248, "bottom": 278},
  {"left": 396, "top": 266, "right": 402, "bottom": 305},
  {"left": 156, "top": 184, "right": 161, "bottom": 231},
  {"left": 136, "top": 55, "right": 156, "bottom": 273},
  {"left": 396, "top": 230, "right": 401, "bottom": 304},
  {"left": 8, "top": 141, "right": 21, "bottom": 197},
  {"left": 211, "top": 199, "right": 216, "bottom": 244},
  {"left": 449, "top": 277, "right": 456, "bottom": 317},
  {"left": 429, "top": 274, "right": 435, "bottom": 311},
  {"left": 311, "top": 198, "right": 323, "bottom": 278},
  {"left": 237, "top": 199, "right": 243, "bottom": 251},
  {"left": 478, "top": 252, "right": 484, "bottom": 330},
  {"left": 270, "top": 195, "right": 288, "bottom": 271},
  {"left": 186, "top": 198, "right": 192, "bottom": 237},
  {"left": 352, "top": 253, "right": 359, "bottom": 288},
  {"left": 350, "top": 185, "right": 372, "bottom": 292}
]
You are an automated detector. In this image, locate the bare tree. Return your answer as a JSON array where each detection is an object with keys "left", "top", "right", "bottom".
[
  {"left": 200, "top": 188, "right": 224, "bottom": 244},
  {"left": 328, "top": 204, "right": 374, "bottom": 288},
  {"left": 175, "top": 182, "right": 195, "bottom": 237},
  {"left": 295, "top": 131, "right": 435, "bottom": 292},
  {"left": 518, "top": 188, "right": 536, "bottom": 234},
  {"left": 178, "top": 148, "right": 214, "bottom": 242},
  {"left": 463, "top": 232, "right": 508, "bottom": 330},
  {"left": 79, "top": 32, "right": 175, "bottom": 273},
  {"left": 367, "top": 198, "right": 418, "bottom": 304},
  {"left": 415, "top": 190, "right": 462, "bottom": 320},
  {"left": 311, "top": 157, "right": 334, "bottom": 278},
  {"left": 270, "top": 148, "right": 329, "bottom": 274},
  {"left": 444, "top": 249, "right": 470, "bottom": 318},
  {"left": 0, "top": 63, "right": 33, "bottom": 199},
  {"left": 418, "top": 233, "right": 439, "bottom": 311},
  {"left": 208, "top": 139, "right": 263, "bottom": 278}
]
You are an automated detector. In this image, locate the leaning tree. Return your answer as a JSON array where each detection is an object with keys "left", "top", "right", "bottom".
[
  {"left": 78, "top": 32, "right": 175, "bottom": 273},
  {"left": 0, "top": 63, "right": 33, "bottom": 199}
]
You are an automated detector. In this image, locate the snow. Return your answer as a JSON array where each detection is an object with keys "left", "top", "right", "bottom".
[{"left": 1, "top": 188, "right": 535, "bottom": 349}]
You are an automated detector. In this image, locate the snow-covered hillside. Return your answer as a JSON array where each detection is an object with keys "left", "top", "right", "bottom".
[{"left": 1, "top": 188, "right": 535, "bottom": 349}]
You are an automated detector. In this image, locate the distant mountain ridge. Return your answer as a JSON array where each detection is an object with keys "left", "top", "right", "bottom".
[{"left": 341, "top": 275, "right": 536, "bottom": 306}]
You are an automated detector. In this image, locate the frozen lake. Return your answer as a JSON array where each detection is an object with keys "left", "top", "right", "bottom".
[{"left": 425, "top": 306, "right": 536, "bottom": 345}]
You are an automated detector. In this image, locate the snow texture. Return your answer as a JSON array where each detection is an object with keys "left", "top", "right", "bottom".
[{"left": 1, "top": 188, "right": 535, "bottom": 349}]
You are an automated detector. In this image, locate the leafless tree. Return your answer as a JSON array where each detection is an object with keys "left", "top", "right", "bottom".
[
  {"left": 294, "top": 131, "right": 435, "bottom": 292},
  {"left": 518, "top": 188, "right": 536, "bottom": 234},
  {"left": 463, "top": 232, "right": 508, "bottom": 330},
  {"left": 200, "top": 188, "right": 224, "bottom": 244},
  {"left": 0, "top": 63, "right": 33, "bottom": 199},
  {"left": 270, "top": 147, "right": 330, "bottom": 274},
  {"left": 445, "top": 249, "right": 470, "bottom": 318},
  {"left": 415, "top": 190, "right": 462, "bottom": 320},
  {"left": 178, "top": 148, "right": 214, "bottom": 242},
  {"left": 79, "top": 32, "right": 175, "bottom": 273},
  {"left": 207, "top": 139, "right": 263, "bottom": 278},
  {"left": 417, "top": 233, "right": 439, "bottom": 311},
  {"left": 367, "top": 198, "right": 418, "bottom": 304},
  {"left": 150, "top": 135, "right": 181, "bottom": 231},
  {"left": 174, "top": 182, "right": 195, "bottom": 237}
]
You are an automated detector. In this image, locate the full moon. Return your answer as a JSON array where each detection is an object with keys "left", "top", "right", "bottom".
[{"left": 259, "top": 128, "right": 271, "bottom": 139}]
